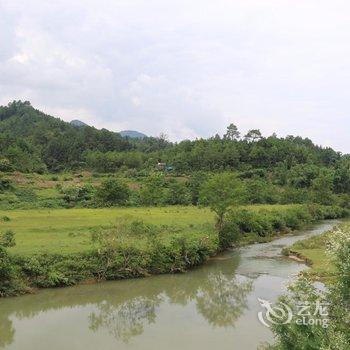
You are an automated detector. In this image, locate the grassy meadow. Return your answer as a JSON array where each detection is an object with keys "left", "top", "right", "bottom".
[
  {"left": 0, "top": 206, "right": 214, "bottom": 255},
  {"left": 0, "top": 204, "right": 305, "bottom": 256}
]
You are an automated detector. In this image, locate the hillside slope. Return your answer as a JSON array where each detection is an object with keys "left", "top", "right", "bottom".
[{"left": 0, "top": 101, "right": 132, "bottom": 171}]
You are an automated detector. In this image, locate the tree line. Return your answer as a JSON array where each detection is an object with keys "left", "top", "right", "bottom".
[{"left": 1, "top": 100, "right": 350, "bottom": 206}]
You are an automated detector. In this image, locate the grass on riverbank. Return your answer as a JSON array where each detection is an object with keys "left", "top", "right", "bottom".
[
  {"left": 0, "top": 204, "right": 313, "bottom": 256},
  {"left": 288, "top": 221, "right": 350, "bottom": 281},
  {"left": 0, "top": 206, "right": 214, "bottom": 255},
  {"left": 0, "top": 204, "right": 347, "bottom": 297}
]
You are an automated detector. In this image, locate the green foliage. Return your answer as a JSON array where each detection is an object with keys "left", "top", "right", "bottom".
[
  {"left": 95, "top": 178, "right": 130, "bottom": 206},
  {"left": 85, "top": 151, "right": 144, "bottom": 172},
  {"left": 269, "top": 226, "right": 350, "bottom": 350},
  {"left": 0, "top": 158, "right": 12, "bottom": 172},
  {"left": 0, "top": 176, "right": 11, "bottom": 192},
  {"left": 200, "top": 173, "right": 245, "bottom": 227},
  {"left": 224, "top": 123, "right": 240, "bottom": 140},
  {"left": 222, "top": 205, "right": 347, "bottom": 247},
  {"left": 139, "top": 173, "right": 166, "bottom": 206},
  {"left": 0, "top": 231, "right": 22, "bottom": 297},
  {"left": 164, "top": 180, "right": 191, "bottom": 205},
  {"left": 60, "top": 184, "right": 94, "bottom": 206},
  {"left": 1, "top": 101, "right": 349, "bottom": 210},
  {"left": 0, "top": 230, "right": 16, "bottom": 248},
  {"left": 0, "top": 101, "right": 131, "bottom": 172},
  {"left": 187, "top": 171, "right": 208, "bottom": 205},
  {"left": 311, "top": 171, "right": 335, "bottom": 205},
  {"left": 0, "top": 247, "right": 16, "bottom": 296},
  {"left": 245, "top": 179, "right": 279, "bottom": 204},
  {"left": 244, "top": 129, "right": 262, "bottom": 142}
]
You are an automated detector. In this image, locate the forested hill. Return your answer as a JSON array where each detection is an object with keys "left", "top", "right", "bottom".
[
  {"left": 0, "top": 101, "right": 132, "bottom": 172},
  {"left": 0, "top": 100, "right": 349, "bottom": 177}
]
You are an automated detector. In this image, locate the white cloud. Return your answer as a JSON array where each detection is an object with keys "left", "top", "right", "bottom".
[{"left": 0, "top": 0, "right": 349, "bottom": 151}]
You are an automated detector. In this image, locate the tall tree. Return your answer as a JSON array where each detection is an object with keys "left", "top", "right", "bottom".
[
  {"left": 200, "top": 173, "right": 245, "bottom": 230},
  {"left": 224, "top": 123, "right": 240, "bottom": 141},
  {"left": 244, "top": 129, "right": 262, "bottom": 142}
]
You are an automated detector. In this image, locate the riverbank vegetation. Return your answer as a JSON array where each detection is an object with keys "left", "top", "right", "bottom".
[
  {"left": 0, "top": 204, "right": 347, "bottom": 297},
  {"left": 286, "top": 232, "right": 341, "bottom": 282},
  {"left": 267, "top": 222, "right": 350, "bottom": 350}
]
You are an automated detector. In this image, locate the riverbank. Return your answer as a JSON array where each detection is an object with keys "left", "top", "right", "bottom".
[
  {"left": 286, "top": 220, "right": 350, "bottom": 282},
  {"left": 0, "top": 220, "right": 340, "bottom": 349},
  {"left": 0, "top": 204, "right": 347, "bottom": 297}
]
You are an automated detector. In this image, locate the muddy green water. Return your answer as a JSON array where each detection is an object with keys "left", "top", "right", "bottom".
[{"left": 0, "top": 221, "right": 338, "bottom": 350}]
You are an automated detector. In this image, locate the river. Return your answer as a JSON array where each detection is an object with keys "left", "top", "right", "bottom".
[{"left": 0, "top": 221, "right": 338, "bottom": 350}]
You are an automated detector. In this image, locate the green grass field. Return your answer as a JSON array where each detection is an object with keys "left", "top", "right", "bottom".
[
  {"left": 0, "top": 206, "right": 215, "bottom": 255},
  {"left": 0, "top": 204, "right": 305, "bottom": 256}
]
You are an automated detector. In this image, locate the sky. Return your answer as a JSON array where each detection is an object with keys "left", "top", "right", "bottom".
[{"left": 0, "top": 0, "right": 350, "bottom": 152}]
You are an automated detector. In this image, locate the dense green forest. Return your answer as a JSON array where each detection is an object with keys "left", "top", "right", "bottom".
[{"left": 1, "top": 100, "right": 350, "bottom": 209}]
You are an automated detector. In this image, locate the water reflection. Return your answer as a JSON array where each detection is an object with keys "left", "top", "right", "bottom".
[
  {"left": 0, "top": 252, "right": 254, "bottom": 346},
  {"left": 87, "top": 269, "right": 253, "bottom": 342},
  {"left": 89, "top": 296, "right": 161, "bottom": 342},
  {"left": 197, "top": 273, "right": 252, "bottom": 327},
  {"left": 0, "top": 314, "right": 14, "bottom": 348}
]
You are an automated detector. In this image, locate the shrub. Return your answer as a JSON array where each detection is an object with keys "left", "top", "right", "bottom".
[
  {"left": 224, "top": 205, "right": 347, "bottom": 244},
  {"left": 219, "top": 220, "right": 240, "bottom": 248},
  {"left": 164, "top": 180, "right": 191, "bottom": 205},
  {"left": 0, "top": 177, "right": 12, "bottom": 192},
  {"left": 61, "top": 184, "right": 94, "bottom": 206},
  {"left": 138, "top": 173, "right": 166, "bottom": 206},
  {"left": 0, "top": 232, "right": 23, "bottom": 297},
  {"left": 0, "top": 230, "right": 16, "bottom": 248},
  {"left": 0, "top": 158, "right": 12, "bottom": 172},
  {"left": 95, "top": 178, "right": 130, "bottom": 206}
]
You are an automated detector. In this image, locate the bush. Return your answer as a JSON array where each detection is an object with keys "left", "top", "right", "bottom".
[
  {"left": 0, "top": 232, "right": 23, "bottom": 297},
  {"left": 224, "top": 205, "right": 347, "bottom": 244},
  {"left": 164, "top": 180, "right": 191, "bottom": 205},
  {"left": 219, "top": 221, "right": 240, "bottom": 248},
  {"left": 0, "top": 230, "right": 16, "bottom": 248},
  {"left": 138, "top": 173, "right": 166, "bottom": 206},
  {"left": 0, "top": 177, "right": 12, "bottom": 192},
  {"left": 94, "top": 178, "right": 130, "bottom": 206},
  {"left": 60, "top": 184, "right": 94, "bottom": 206},
  {"left": 0, "top": 247, "right": 17, "bottom": 296},
  {"left": 0, "top": 158, "right": 12, "bottom": 172}
]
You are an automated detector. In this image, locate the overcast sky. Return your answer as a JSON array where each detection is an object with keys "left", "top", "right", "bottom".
[{"left": 1, "top": 0, "right": 350, "bottom": 152}]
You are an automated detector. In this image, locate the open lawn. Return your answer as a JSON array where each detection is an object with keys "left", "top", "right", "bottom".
[{"left": 0, "top": 206, "right": 215, "bottom": 255}]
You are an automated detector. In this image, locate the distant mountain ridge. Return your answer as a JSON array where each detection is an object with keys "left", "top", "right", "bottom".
[
  {"left": 119, "top": 130, "right": 147, "bottom": 139},
  {"left": 70, "top": 119, "right": 147, "bottom": 138},
  {"left": 70, "top": 119, "right": 88, "bottom": 127}
]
